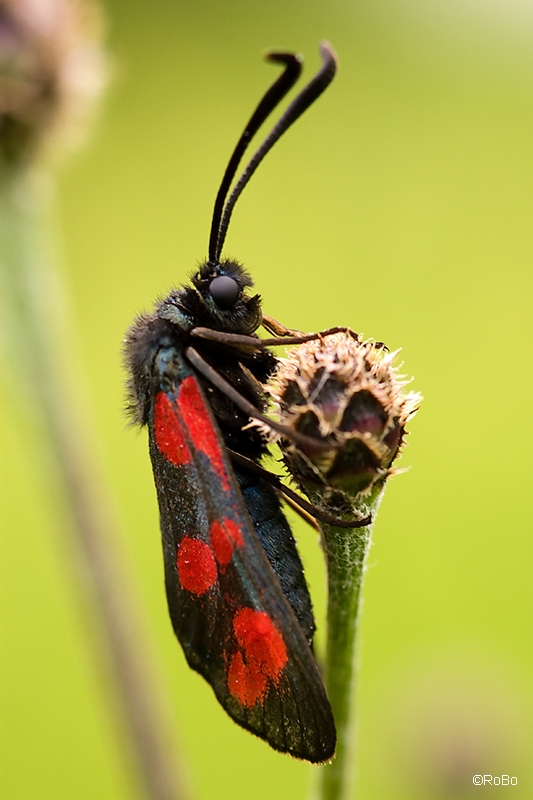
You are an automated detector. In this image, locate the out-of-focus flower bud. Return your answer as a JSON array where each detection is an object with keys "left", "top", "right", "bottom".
[
  {"left": 268, "top": 332, "right": 421, "bottom": 501},
  {"left": 0, "top": 0, "right": 105, "bottom": 166}
]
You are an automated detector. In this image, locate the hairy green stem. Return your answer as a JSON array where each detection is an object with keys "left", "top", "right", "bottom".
[
  {"left": 315, "top": 484, "right": 385, "bottom": 800},
  {"left": 0, "top": 166, "right": 186, "bottom": 800}
]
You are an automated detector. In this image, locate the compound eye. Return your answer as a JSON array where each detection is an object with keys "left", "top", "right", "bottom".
[{"left": 209, "top": 275, "right": 240, "bottom": 310}]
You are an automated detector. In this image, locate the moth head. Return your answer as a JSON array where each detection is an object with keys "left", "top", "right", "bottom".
[{"left": 191, "top": 259, "right": 262, "bottom": 333}]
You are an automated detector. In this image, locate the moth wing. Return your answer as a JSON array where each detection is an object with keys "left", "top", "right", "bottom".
[{"left": 148, "top": 366, "right": 335, "bottom": 762}]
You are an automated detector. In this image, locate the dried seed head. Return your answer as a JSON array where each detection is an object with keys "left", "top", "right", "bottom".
[
  {"left": 0, "top": 0, "right": 106, "bottom": 166},
  {"left": 268, "top": 332, "right": 421, "bottom": 498}
]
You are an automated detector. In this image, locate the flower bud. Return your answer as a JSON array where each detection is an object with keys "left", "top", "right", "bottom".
[
  {"left": 268, "top": 332, "right": 421, "bottom": 499},
  {"left": 0, "top": 0, "right": 105, "bottom": 166}
]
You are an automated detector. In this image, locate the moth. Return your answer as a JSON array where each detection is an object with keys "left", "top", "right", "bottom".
[{"left": 124, "top": 42, "right": 363, "bottom": 762}]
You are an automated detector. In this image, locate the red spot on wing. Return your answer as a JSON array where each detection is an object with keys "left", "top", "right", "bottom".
[
  {"left": 227, "top": 650, "right": 267, "bottom": 707},
  {"left": 234, "top": 609, "right": 287, "bottom": 679},
  {"left": 210, "top": 517, "right": 245, "bottom": 568},
  {"left": 177, "top": 536, "right": 217, "bottom": 595},
  {"left": 227, "top": 608, "right": 288, "bottom": 708},
  {"left": 154, "top": 392, "right": 192, "bottom": 466},
  {"left": 177, "top": 376, "right": 230, "bottom": 491}
]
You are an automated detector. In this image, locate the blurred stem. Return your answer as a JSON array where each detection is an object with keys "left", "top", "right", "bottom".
[
  {"left": 0, "top": 165, "right": 187, "bottom": 800},
  {"left": 315, "top": 483, "right": 385, "bottom": 800}
]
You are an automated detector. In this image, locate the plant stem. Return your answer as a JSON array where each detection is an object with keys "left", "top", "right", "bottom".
[
  {"left": 0, "top": 165, "right": 187, "bottom": 800},
  {"left": 317, "top": 484, "right": 385, "bottom": 800}
]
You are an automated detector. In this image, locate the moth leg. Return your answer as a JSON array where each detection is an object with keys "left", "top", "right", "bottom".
[
  {"left": 228, "top": 449, "right": 371, "bottom": 530},
  {"left": 185, "top": 346, "right": 337, "bottom": 452},
  {"left": 190, "top": 325, "right": 362, "bottom": 349},
  {"left": 282, "top": 495, "right": 320, "bottom": 530},
  {"left": 261, "top": 314, "right": 303, "bottom": 338}
]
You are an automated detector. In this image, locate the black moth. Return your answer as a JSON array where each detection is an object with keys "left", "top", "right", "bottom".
[{"left": 124, "top": 42, "right": 364, "bottom": 763}]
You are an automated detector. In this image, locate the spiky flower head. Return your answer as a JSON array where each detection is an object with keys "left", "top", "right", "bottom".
[{"left": 268, "top": 332, "right": 421, "bottom": 502}]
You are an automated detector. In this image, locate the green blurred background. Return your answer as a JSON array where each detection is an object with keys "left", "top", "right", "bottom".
[{"left": 2, "top": 0, "right": 532, "bottom": 798}]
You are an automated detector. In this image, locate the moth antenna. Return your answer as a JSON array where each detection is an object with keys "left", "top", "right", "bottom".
[
  {"left": 214, "top": 41, "right": 338, "bottom": 261},
  {"left": 208, "top": 52, "right": 302, "bottom": 264}
]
